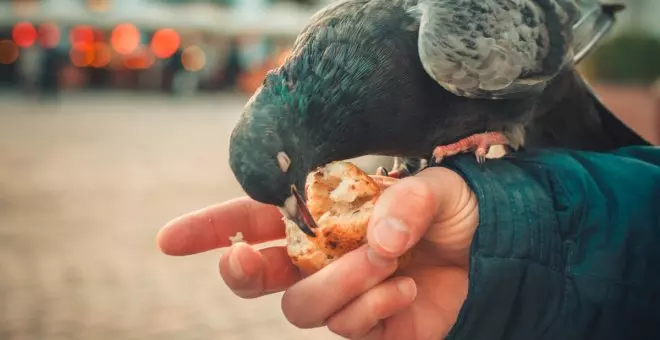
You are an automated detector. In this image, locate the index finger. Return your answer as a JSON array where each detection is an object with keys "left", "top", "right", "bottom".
[{"left": 156, "top": 196, "right": 286, "bottom": 256}]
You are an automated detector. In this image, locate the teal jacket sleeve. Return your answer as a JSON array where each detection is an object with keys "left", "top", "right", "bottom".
[{"left": 441, "top": 146, "right": 660, "bottom": 340}]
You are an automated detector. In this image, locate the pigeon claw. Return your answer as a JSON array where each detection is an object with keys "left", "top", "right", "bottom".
[
  {"left": 375, "top": 163, "right": 411, "bottom": 179},
  {"left": 386, "top": 169, "right": 410, "bottom": 179},
  {"left": 431, "top": 132, "right": 510, "bottom": 165},
  {"left": 375, "top": 166, "right": 389, "bottom": 177},
  {"left": 475, "top": 146, "right": 489, "bottom": 165}
]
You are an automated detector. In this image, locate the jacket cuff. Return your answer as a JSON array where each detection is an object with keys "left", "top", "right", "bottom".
[{"left": 440, "top": 156, "right": 567, "bottom": 339}]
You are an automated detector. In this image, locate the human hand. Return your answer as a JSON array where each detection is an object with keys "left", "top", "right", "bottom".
[{"left": 157, "top": 166, "right": 479, "bottom": 339}]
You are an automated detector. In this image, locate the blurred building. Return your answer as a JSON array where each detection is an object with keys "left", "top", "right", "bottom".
[
  {"left": 0, "top": 0, "right": 659, "bottom": 141},
  {"left": 0, "top": 0, "right": 328, "bottom": 94}
]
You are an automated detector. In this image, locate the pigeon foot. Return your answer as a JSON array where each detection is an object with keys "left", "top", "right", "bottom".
[
  {"left": 375, "top": 157, "right": 412, "bottom": 178},
  {"left": 431, "top": 132, "right": 510, "bottom": 164},
  {"left": 376, "top": 167, "right": 409, "bottom": 179}
]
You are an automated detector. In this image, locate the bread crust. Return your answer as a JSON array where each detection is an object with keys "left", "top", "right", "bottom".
[{"left": 284, "top": 161, "right": 410, "bottom": 275}]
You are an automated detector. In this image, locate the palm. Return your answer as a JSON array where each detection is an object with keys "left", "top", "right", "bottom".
[
  {"left": 381, "top": 220, "right": 472, "bottom": 339},
  {"left": 378, "top": 266, "right": 466, "bottom": 339}
]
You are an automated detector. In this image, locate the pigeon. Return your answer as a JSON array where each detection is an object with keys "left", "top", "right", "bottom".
[{"left": 228, "top": 0, "right": 650, "bottom": 237}]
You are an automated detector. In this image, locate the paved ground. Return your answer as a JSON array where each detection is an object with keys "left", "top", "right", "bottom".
[{"left": 0, "top": 92, "right": 392, "bottom": 340}]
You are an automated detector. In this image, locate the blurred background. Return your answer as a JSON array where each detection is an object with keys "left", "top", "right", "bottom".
[{"left": 0, "top": 0, "right": 658, "bottom": 339}]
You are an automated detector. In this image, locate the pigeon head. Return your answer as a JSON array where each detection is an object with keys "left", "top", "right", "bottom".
[
  {"left": 229, "top": 84, "right": 320, "bottom": 238},
  {"left": 229, "top": 15, "right": 427, "bottom": 238}
]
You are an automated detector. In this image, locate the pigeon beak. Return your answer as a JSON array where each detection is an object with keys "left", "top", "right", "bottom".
[{"left": 289, "top": 184, "right": 318, "bottom": 237}]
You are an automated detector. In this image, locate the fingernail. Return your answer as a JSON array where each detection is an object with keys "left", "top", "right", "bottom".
[
  {"left": 397, "top": 278, "right": 418, "bottom": 301},
  {"left": 367, "top": 247, "right": 395, "bottom": 267},
  {"left": 373, "top": 217, "right": 410, "bottom": 253},
  {"left": 229, "top": 244, "right": 245, "bottom": 280}
]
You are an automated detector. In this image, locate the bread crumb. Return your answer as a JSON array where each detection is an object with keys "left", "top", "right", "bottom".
[{"left": 229, "top": 232, "right": 245, "bottom": 244}]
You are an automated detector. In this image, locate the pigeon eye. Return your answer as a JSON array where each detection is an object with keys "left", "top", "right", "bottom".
[{"left": 276, "top": 151, "right": 291, "bottom": 173}]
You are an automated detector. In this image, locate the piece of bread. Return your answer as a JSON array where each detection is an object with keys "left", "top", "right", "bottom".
[{"left": 284, "top": 161, "right": 410, "bottom": 275}]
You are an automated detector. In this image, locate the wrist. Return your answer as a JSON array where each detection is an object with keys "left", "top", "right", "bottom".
[
  {"left": 438, "top": 156, "right": 565, "bottom": 340},
  {"left": 415, "top": 167, "right": 479, "bottom": 268}
]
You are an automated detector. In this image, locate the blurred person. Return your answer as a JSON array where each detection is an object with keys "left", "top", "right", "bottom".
[
  {"left": 172, "top": 66, "right": 201, "bottom": 96},
  {"left": 158, "top": 145, "right": 660, "bottom": 340},
  {"left": 18, "top": 44, "right": 43, "bottom": 94},
  {"left": 164, "top": 48, "right": 184, "bottom": 95},
  {"left": 220, "top": 37, "right": 243, "bottom": 91},
  {"left": 38, "top": 46, "right": 62, "bottom": 100},
  {"left": 168, "top": 45, "right": 208, "bottom": 96},
  {"left": 197, "top": 39, "right": 222, "bottom": 90}
]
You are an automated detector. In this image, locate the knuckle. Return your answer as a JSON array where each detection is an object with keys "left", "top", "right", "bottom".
[
  {"left": 325, "top": 290, "right": 388, "bottom": 339},
  {"left": 282, "top": 309, "right": 308, "bottom": 329},
  {"left": 326, "top": 318, "right": 351, "bottom": 338},
  {"left": 397, "top": 176, "right": 436, "bottom": 211},
  {"left": 281, "top": 293, "right": 306, "bottom": 328},
  {"left": 334, "top": 249, "right": 385, "bottom": 292},
  {"left": 327, "top": 317, "right": 363, "bottom": 340},
  {"left": 281, "top": 291, "right": 321, "bottom": 329},
  {"left": 219, "top": 269, "right": 263, "bottom": 299},
  {"left": 367, "top": 288, "right": 393, "bottom": 320}
]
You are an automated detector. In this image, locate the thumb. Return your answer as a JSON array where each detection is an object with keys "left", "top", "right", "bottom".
[{"left": 366, "top": 167, "right": 468, "bottom": 259}]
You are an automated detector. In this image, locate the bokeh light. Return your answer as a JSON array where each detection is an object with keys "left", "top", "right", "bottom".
[
  {"left": 0, "top": 40, "right": 20, "bottom": 64},
  {"left": 181, "top": 45, "right": 206, "bottom": 72},
  {"left": 150, "top": 28, "right": 180, "bottom": 59},
  {"left": 124, "top": 46, "right": 154, "bottom": 70},
  {"left": 70, "top": 42, "right": 95, "bottom": 67},
  {"left": 12, "top": 21, "right": 38, "bottom": 48},
  {"left": 108, "top": 51, "right": 125, "bottom": 70},
  {"left": 70, "top": 25, "right": 95, "bottom": 46},
  {"left": 94, "top": 29, "right": 105, "bottom": 43},
  {"left": 38, "top": 23, "right": 61, "bottom": 48},
  {"left": 111, "top": 23, "right": 140, "bottom": 55},
  {"left": 90, "top": 43, "right": 111, "bottom": 68},
  {"left": 69, "top": 41, "right": 112, "bottom": 68}
]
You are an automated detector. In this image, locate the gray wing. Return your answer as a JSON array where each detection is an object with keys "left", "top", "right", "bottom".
[{"left": 412, "top": 0, "right": 621, "bottom": 99}]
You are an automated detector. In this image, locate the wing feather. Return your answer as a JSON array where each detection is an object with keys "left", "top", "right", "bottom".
[
  {"left": 413, "top": 0, "right": 623, "bottom": 99},
  {"left": 414, "top": 0, "right": 552, "bottom": 98}
]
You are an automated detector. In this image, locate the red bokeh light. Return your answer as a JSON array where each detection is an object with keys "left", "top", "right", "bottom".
[
  {"left": 12, "top": 22, "right": 38, "bottom": 48},
  {"left": 69, "top": 42, "right": 112, "bottom": 68},
  {"left": 90, "top": 43, "right": 111, "bottom": 68},
  {"left": 38, "top": 23, "right": 61, "bottom": 48},
  {"left": 69, "top": 25, "right": 95, "bottom": 46},
  {"left": 124, "top": 46, "right": 154, "bottom": 70},
  {"left": 0, "top": 40, "right": 20, "bottom": 64},
  {"left": 111, "top": 23, "right": 140, "bottom": 55},
  {"left": 150, "top": 28, "right": 180, "bottom": 59},
  {"left": 70, "top": 42, "right": 94, "bottom": 67},
  {"left": 94, "top": 29, "right": 105, "bottom": 43}
]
